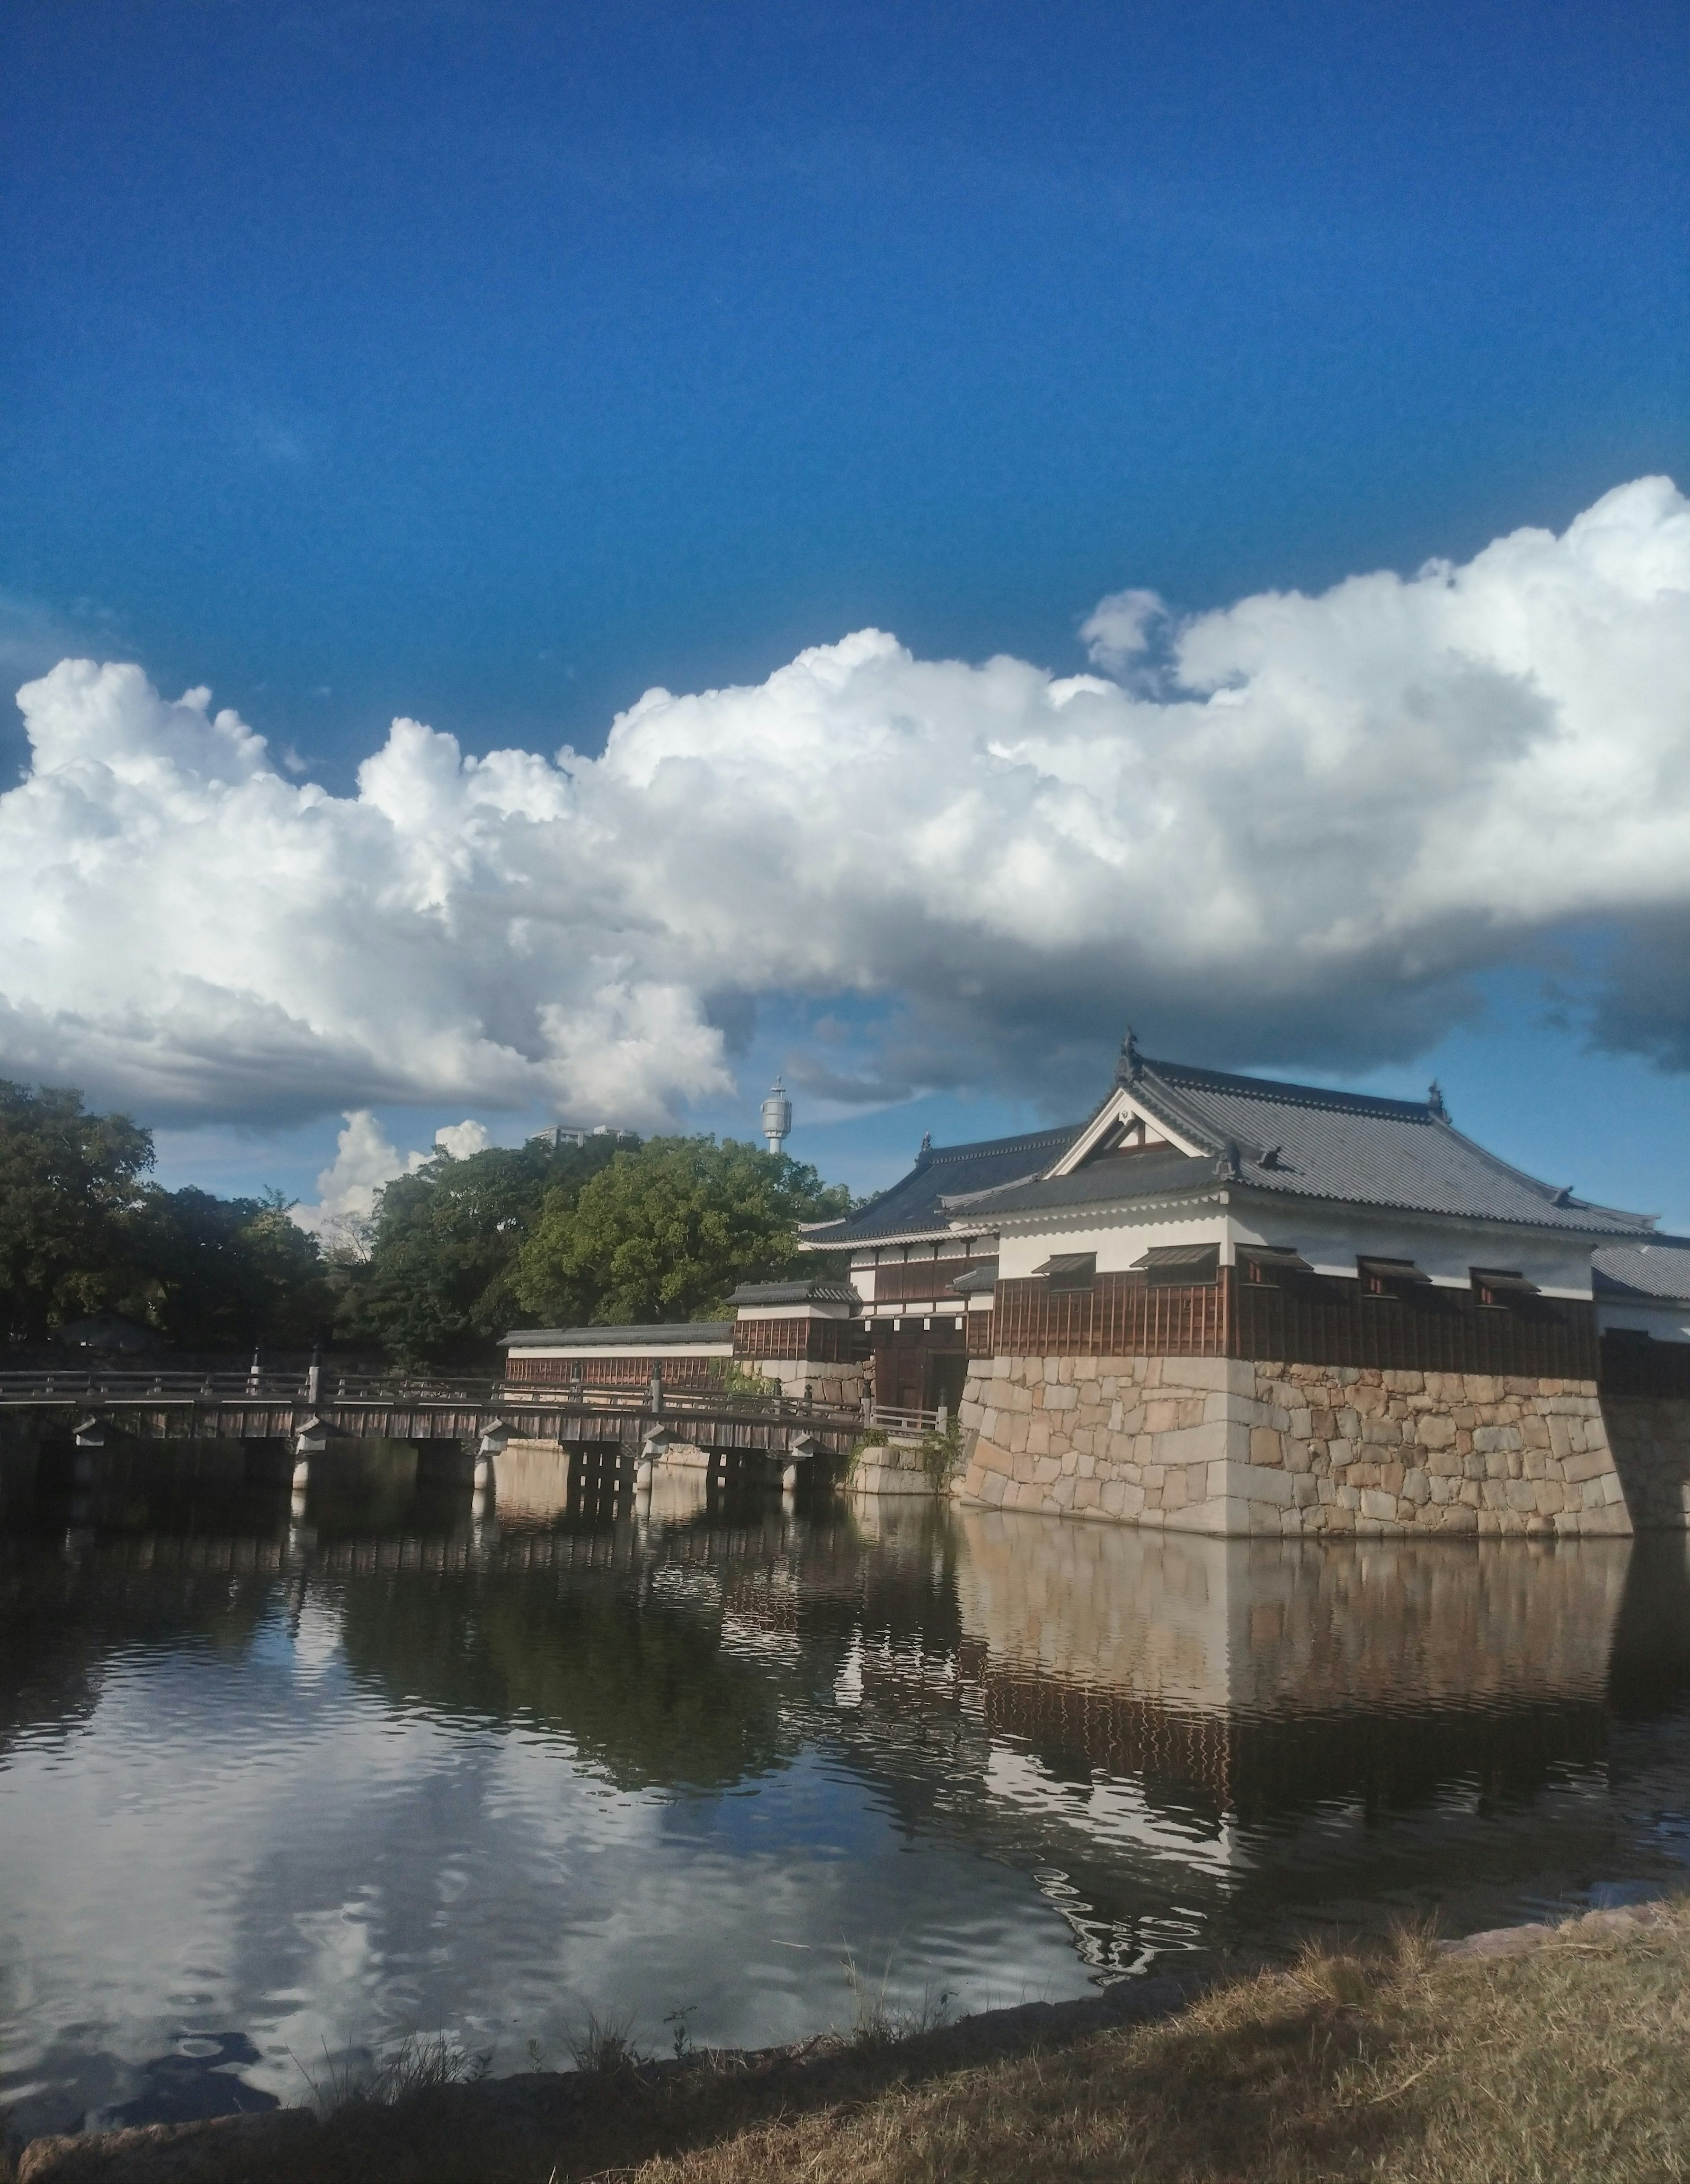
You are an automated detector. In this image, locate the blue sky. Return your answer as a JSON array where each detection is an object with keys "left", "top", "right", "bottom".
[{"left": 4, "top": 0, "right": 1690, "bottom": 1222}]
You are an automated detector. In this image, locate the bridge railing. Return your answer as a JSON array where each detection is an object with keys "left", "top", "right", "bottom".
[
  {"left": 0, "top": 1366, "right": 864, "bottom": 1428},
  {"left": 0, "top": 1368, "right": 311, "bottom": 1402},
  {"left": 867, "top": 1402, "right": 945, "bottom": 1435},
  {"left": 492, "top": 1381, "right": 863, "bottom": 1427}
]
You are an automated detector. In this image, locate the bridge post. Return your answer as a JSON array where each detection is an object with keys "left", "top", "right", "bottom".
[
  {"left": 291, "top": 1415, "right": 334, "bottom": 1495},
  {"left": 474, "top": 1421, "right": 508, "bottom": 1497}
]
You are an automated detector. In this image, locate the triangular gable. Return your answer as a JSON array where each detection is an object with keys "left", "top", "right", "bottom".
[{"left": 1045, "top": 1084, "right": 1209, "bottom": 1176}]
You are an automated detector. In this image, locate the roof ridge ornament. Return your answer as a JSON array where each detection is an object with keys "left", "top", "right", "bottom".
[
  {"left": 1427, "top": 1079, "right": 1448, "bottom": 1121},
  {"left": 915, "top": 1131, "right": 933, "bottom": 1167},
  {"left": 1115, "top": 1025, "right": 1143, "bottom": 1084}
]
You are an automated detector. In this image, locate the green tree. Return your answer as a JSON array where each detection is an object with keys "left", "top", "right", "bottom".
[
  {"left": 125, "top": 1186, "right": 335, "bottom": 1351},
  {"left": 0, "top": 1080, "right": 155, "bottom": 1342},
  {"left": 335, "top": 1135, "right": 627, "bottom": 1368},
  {"left": 512, "top": 1135, "right": 849, "bottom": 1326}
]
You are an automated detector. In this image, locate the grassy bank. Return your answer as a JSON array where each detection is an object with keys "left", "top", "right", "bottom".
[{"left": 16, "top": 1902, "right": 1690, "bottom": 2182}]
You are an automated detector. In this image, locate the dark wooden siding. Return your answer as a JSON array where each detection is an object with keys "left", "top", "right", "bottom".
[
  {"left": 732, "top": 1315, "right": 864, "bottom": 1364},
  {"left": 1599, "top": 1332, "right": 1690, "bottom": 1399},
  {"left": 505, "top": 1353, "right": 726, "bottom": 1388},
  {"left": 1233, "top": 1274, "right": 1598, "bottom": 1378},
  {"left": 980, "top": 1269, "right": 1598, "bottom": 1378},
  {"left": 990, "top": 1272, "right": 1229, "bottom": 1359}
]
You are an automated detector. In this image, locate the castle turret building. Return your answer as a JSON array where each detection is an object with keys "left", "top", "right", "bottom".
[{"left": 804, "top": 1035, "right": 1690, "bottom": 1536}]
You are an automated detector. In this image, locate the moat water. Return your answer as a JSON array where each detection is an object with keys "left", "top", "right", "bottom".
[{"left": 6, "top": 1464, "right": 1690, "bottom": 2140}]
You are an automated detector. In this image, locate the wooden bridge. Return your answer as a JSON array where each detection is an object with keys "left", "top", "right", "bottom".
[{"left": 0, "top": 1362, "right": 866, "bottom": 1498}]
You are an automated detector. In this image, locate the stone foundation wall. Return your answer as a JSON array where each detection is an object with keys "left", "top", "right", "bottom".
[
  {"left": 956, "top": 1355, "right": 1635, "bottom": 1538},
  {"left": 1601, "top": 1395, "right": 1690, "bottom": 1528},
  {"left": 752, "top": 1359, "right": 867, "bottom": 1408},
  {"left": 848, "top": 1439, "right": 937, "bottom": 1495}
]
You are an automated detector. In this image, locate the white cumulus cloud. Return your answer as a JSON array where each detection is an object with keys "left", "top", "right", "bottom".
[
  {"left": 292, "top": 1111, "right": 497, "bottom": 1242},
  {"left": 4, "top": 475, "right": 1690, "bottom": 1129}
]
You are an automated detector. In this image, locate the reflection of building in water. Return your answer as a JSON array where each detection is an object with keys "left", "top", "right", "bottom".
[
  {"left": 10, "top": 1497, "right": 1690, "bottom": 1986},
  {"left": 952, "top": 1511, "right": 1629, "bottom": 1821}
]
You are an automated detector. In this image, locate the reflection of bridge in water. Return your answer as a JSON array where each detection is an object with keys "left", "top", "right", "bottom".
[{"left": 11, "top": 1467, "right": 1690, "bottom": 1971}]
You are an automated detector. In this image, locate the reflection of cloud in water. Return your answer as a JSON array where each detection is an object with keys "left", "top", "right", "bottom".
[
  {"left": 0, "top": 1535, "right": 1089, "bottom": 2138},
  {"left": 981, "top": 1746, "right": 1240, "bottom": 1873},
  {"left": 8, "top": 1509, "right": 1690, "bottom": 2141}
]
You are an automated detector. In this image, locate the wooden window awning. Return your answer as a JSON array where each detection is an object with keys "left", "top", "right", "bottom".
[
  {"left": 1032, "top": 1251, "right": 1098, "bottom": 1291},
  {"left": 1471, "top": 1267, "right": 1541, "bottom": 1308},
  {"left": 1238, "top": 1244, "right": 1312, "bottom": 1285},
  {"left": 1357, "top": 1255, "right": 1432, "bottom": 1300},
  {"left": 1132, "top": 1244, "right": 1220, "bottom": 1288}
]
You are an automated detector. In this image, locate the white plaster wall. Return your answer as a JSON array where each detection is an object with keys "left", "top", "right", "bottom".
[
  {"left": 734, "top": 1301, "right": 853, "bottom": 1321},
  {"left": 507, "top": 1340, "right": 733, "bottom": 1361},
  {"left": 1598, "top": 1298, "right": 1690, "bottom": 1344},
  {"left": 993, "top": 1207, "right": 1228, "bottom": 1279},
  {"left": 1228, "top": 1200, "right": 1600, "bottom": 1297},
  {"left": 985, "top": 1196, "right": 1600, "bottom": 1297}
]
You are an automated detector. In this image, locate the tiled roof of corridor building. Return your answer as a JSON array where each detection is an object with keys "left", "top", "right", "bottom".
[{"left": 801, "top": 1122, "right": 1085, "bottom": 1247}]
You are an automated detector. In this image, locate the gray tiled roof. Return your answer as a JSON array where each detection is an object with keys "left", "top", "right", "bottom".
[
  {"left": 801, "top": 1122, "right": 1085, "bottom": 1246},
  {"left": 1593, "top": 1236, "right": 1690, "bottom": 1304},
  {"left": 954, "top": 1055, "right": 1654, "bottom": 1237},
  {"left": 727, "top": 1279, "right": 861, "bottom": 1307},
  {"left": 949, "top": 1144, "right": 1200, "bottom": 1218},
  {"left": 501, "top": 1322, "right": 733, "bottom": 1348}
]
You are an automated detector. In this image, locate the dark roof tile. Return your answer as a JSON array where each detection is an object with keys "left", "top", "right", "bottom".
[
  {"left": 802, "top": 1122, "right": 1085, "bottom": 1246},
  {"left": 727, "top": 1279, "right": 861, "bottom": 1307},
  {"left": 1593, "top": 1236, "right": 1690, "bottom": 1304},
  {"left": 820, "top": 1055, "right": 1655, "bottom": 1241}
]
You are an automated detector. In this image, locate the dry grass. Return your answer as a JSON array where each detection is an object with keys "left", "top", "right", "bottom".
[
  {"left": 621, "top": 1907, "right": 1690, "bottom": 2184},
  {"left": 24, "top": 1905, "right": 1690, "bottom": 2182},
  {"left": 293, "top": 2030, "right": 495, "bottom": 2115}
]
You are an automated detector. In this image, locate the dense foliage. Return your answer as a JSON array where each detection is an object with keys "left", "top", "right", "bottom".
[
  {"left": 0, "top": 1081, "right": 854, "bottom": 1366},
  {"left": 334, "top": 1135, "right": 625, "bottom": 1369},
  {"left": 0, "top": 1079, "right": 333, "bottom": 1350},
  {"left": 511, "top": 1134, "right": 849, "bottom": 1327},
  {"left": 0, "top": 1081, "right": 154, "bottom": 1343}
]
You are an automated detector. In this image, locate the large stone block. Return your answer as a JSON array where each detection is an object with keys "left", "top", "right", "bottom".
[{"left": 1161, "top": 1354, "right": 1256, "bottom": 1396}]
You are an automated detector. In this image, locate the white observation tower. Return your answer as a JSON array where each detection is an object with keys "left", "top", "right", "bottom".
[{"left": 760, "top": 1078, "right": 793, "bottom": 1155}]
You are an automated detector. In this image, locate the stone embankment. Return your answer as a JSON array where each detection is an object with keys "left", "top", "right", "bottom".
[{"left": 957, "top": 1355, "right": 1634, "bottom": 1538}]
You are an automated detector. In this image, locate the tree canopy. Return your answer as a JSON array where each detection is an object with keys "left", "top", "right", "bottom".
[
  {"left": 0, "top": 1079, "right": 334, "bottom": 1350},
  {"left": 0, "top": 1081, "right": 855, "bottom": 1365},
  {"left": 132, "top": 1186, "right": 333, "bottom": 1351},
  {"left": 512, "top": 1135, "right": 849, "bottom": 1326},
  {"left": 334, "top": 1134, "right": 625, "bottom": 1368},
  {"left": 0, "top": 1080, "right": 155, "bottom": 1343}
]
